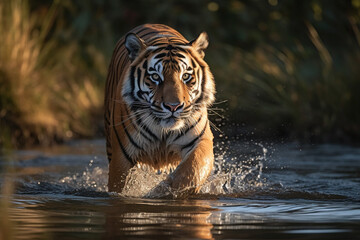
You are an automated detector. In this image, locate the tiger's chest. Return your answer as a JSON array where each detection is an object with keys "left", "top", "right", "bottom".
[
  {"left": 124, "top": 120, "right": 204, "bottom": 168},
  {"left": 133, "top": 139, "right": 182, "bottom": 170}
]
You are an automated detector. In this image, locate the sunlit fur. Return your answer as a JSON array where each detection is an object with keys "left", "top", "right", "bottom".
[{"left": 104, "top": 24, "right": 215, "bottom": 195}]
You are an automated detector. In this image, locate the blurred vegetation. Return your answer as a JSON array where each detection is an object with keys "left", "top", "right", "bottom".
[
  {"left": 1, "top": 0, "right": 360, "bottom": 148},
  {"left": 0, "top": 0, "right": 105, "bottom": 148}
]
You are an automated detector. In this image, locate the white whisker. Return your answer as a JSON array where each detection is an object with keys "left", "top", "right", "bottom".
[{"left": 209, "top": 120, "right": 222, "bottom": 133}]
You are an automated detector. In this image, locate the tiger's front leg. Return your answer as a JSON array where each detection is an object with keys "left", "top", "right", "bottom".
[
  {"left": 108, "top": 148, "right": 133, "bottom": 193},
  {"left": 167, "top": 127, "right": 214, "bottom": 196}
]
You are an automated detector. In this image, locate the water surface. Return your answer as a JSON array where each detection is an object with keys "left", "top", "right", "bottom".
[{"left": 1, "top": 139, "right": 360, "bottom": 239}]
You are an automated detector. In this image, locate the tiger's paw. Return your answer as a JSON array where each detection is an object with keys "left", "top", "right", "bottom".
[
  {"left": 145, "top": 179, "right": 195, "bottom": 199},
  {"left": 144, "top": 180, "right": 172, "bottom": 198}
]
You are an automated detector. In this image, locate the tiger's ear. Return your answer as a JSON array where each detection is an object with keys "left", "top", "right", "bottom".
[
  {"left": 190, "top": 32, "right": 209, "bottom": 58},
  {"left": 125, "top": 33, "right": 146, "bottom": 62}
]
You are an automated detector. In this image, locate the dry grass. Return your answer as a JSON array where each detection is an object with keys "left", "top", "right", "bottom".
[
  {"left": 211, "top": 22, "right": 360, "bottom": 141},
  {"left": 0, "top": 0, "right": 105, "bottom": 148}
]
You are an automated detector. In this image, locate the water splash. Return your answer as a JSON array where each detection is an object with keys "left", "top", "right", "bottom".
[
  {"left": 105, "top": 141, "right": 268, "bottom": 198},
  {"left": 15, "top": 140, "right": 268, "bottom": 198},
  {"left": 11, "top": 139, "right": 360, "bottom": 203},
  {"left": 120, "top": 164, "right": 169, "bottom": 198},
  {"left": 200, "top": 142, "right": 267, "bottom": 196},
  {"left": 59, "top": 157, "right": 108, "bottom": 193}
]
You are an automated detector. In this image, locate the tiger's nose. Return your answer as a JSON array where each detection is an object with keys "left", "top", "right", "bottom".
[{"left": 163, "top": 102, "right": 184, "bottom": 112}]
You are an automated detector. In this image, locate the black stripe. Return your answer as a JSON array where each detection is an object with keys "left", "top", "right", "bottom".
[
  {"left": 112, "top": 39, "right": 124, "bottom": 56},
  {"left": 174, "top": 114, "right": 202, "bottom": 141},
  {"left": 109, "top": 58, "right": 118, "bottom": 110},
  {"left": 106, "top": 152, "right": 112, "bottom": 162},
  {"left": 174, "top": 43, "right": 189, "bottom": 46},
  {"left": 142, "top": 60, "right": 148, "bottom": 69},
  {"left": 155, "top": 53, "right": 166, "bottom": 59},
  {"left": 137, "top": 90, "right": 150, "bottom": 100},
  {"left": 183, "top": 105, "right": 192, "bottom": 111},
  {"left": 123, "top": 93, "right": 136, "bottom": 103},
  {"left": 173, "top": 46, "right": 188, "bottom": 52},
  {"left": 105, "top": 60, "right": 113, "bottom": 99},
  {"left": 104, "top": 116, "right": 110, "bottom": 125},
  {"left": 151, "top": 47, "right": 167, "bottom": 54},
  {"left": 136, "top": 68, "right": 142, "bottom": 98},
  {"left": 143, "top": 51, "right": 152, "bottom": 61},
  {"left": 112, "top": 105, "right": 135, "bottom": 165},
  {"left": 119, "top": 51, "right": 128, "bottom": 76},
  {"left": 140, "top": 30, "right": 176, "bottom": 39},
  {"left": 165, "top": 45, "right": 173, "bottom": 50},
  {"left": 195, "top": 66, "right": 206, "bottom": 104},
  {"left": 125, "top": 107, "right": 153, "bottom": 142},
  {"left": 179, "top": 58, "right": 188, "bottom": 66},
  {"left": 123, "top": 92, "right": 132, "bottom": 98},
  {"left": 130, "top": 66, "right": 136, "bottom": 93},
  {"left": 175, "top": 53, "right": 186, "bottom": 58},
  {"left": 181, "top": 120, "right": 208, "bottom": 151},
  {"left": 114, "top": 125, "right": 134, "bottom": 165},
  {"left": 139, "top": 31, "right": 163, "bottom": 39},
  {"left": 191, "top": 59, "right": 196, "bottom": 68},
  {"left": 154, "top": 59, "right": 163, "bottom": 68},
  {"left": 135, "top": 114, "right": 159, "bottom": 141},
  {"left": 152, "top": 41, "right": 168, "bottom": 46},
  {"left": 121, "top": 112, "right": 143, "bottom": 150},
  {"left": 134, "top": 27, "right": 149, "bottom": 36}
]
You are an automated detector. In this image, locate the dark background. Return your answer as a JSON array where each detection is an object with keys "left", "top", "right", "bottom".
[{"left": 1, "top": 0, "right": 360, "bottom": 148}]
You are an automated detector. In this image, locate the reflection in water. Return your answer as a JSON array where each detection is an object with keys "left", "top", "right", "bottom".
[
  {"left": 9, "top": 196, "right": 360, "bottom": 240},
  {"left": 9, "top": 197, "right": 216, "bottom": 239},
  {"left": 10, "top": 205, "right": 51, "bottom": 239},
  {"left": 10, "top": 198, "right": 106, "bottom": 239},
  {"left": 1, "top": 140, "right": 360, "bottom": 239},
  {"left": 105, "top": 199, "right": 214, "bottom": 239}
]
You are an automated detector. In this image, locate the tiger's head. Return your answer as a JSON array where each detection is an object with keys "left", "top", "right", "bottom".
[{"left": 122, "top": 32, "right": 215, "bottom": 132}]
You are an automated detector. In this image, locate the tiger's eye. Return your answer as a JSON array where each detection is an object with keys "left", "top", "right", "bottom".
[
  {"left": 182, "top": 73, "right": 191, "bottom": 81},
  {"left": 151, "top": 73, "right": 160, "bottom": 81}
]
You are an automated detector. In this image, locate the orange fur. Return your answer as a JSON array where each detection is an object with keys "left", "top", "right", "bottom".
[{"left": 104, "top": 24, "right": 215, "bottom": 196}]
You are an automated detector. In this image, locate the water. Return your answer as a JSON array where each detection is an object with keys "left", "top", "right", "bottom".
[{"left": 1, "top": 139, "right": 360, "bottom": 239}]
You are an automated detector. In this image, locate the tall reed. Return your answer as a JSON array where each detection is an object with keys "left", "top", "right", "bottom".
[
  {"left": 0, "top": 0, "right": 105, "bottom": 148},
  {"left": 210, "top": 22, "right": 360, "bottom": 141}
]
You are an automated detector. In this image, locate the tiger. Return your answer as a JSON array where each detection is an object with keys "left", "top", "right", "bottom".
[{"left": 104, "top": 24, "right": 215, "bottom": 196}]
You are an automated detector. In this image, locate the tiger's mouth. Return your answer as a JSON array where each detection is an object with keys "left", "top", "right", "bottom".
[
  {"left": 159, "top": 115, "right": 185, "bottom": 130},
  {"left": 164, "top": 116, "right": 176, "bottom": 123},
  {"left": 149, "top": 104, "right": 193, "bottom": 130}
]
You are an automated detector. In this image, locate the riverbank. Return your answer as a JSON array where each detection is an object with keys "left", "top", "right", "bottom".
[{"left": 1, "top": 0, "right": 359, "bottom": 149}]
